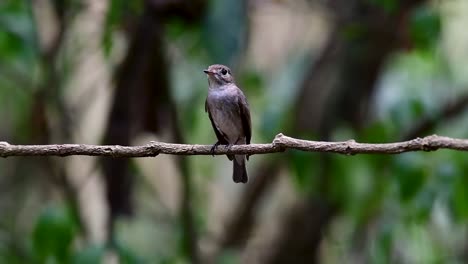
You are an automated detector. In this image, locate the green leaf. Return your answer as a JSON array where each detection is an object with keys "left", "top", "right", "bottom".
[
  {"left": 410, "top": 6, "right": 441, "bottom": 50},
  {"left": 32, "top": 206, "right": 78, "bottom": 263},
  {"left": 0, "top": 0, "right": 38, "bottom": 62},
  {"left": 409, "top": 99, "right": 425, "bottom": 119},
  {"left": 393, "top": 155, "right": 427, "bottom": 202},
  {"left": 370, "top": 225, "right": 393, "bottom": 263},
  {"left": 288, "top": 151, "right": 320, "bottom": 194},
  {"left": 452, "top": 174, "right": 468, "bottom": 221},
  {"left": 361, "top": 121, "right": 396, "bottom": 143}
]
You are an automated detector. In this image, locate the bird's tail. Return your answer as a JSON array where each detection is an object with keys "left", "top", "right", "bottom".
[{"left": 233, "top": 155, "right": 248, "bottom": 183}]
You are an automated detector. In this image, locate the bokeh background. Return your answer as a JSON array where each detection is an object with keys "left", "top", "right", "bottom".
[{"left": 1, "top": 0, "right": 468, "bottom": 263}]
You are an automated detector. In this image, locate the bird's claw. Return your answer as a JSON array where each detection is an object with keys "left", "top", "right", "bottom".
[
  {"left": 210, "top": 142, "right": 234, "bottom": 157},
  {"left": 210, "top": 142, "right": 221, "bottom": 157}
]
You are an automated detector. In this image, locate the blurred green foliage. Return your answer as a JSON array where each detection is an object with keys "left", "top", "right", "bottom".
[
  {"left": 289, "top": 151, "right": 321, "bottom": 194},
  {"left": 32, "top": 206, "right": 78, "bottom": 263},
  {"left": 103, "top": 0, "right": 143, "bottom": 56},
  {"left": 410, "top": 6, "right": 441, "bottom": 51},
  {"left": 0, "top": 0, "right": 468, "bottom": 263},
  {"left": 71, "top": 244, "right": 105, "bottom": 264},
  {"left": 203, "top": 0, "right": 247, "bottom": 66},
  {"left": 0, "top": 0, "right": 37, "bottom": 62},
  {"left": 370, "top": 0, "right": 399, "bottom": 13}
]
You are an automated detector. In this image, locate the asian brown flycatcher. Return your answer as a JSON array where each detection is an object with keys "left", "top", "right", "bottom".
[{"left": 204, "top": 64, "right": 251, "bottom": 183}]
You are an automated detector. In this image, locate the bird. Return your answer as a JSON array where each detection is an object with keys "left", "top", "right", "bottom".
[{"left": 204, "top": 64, "right": 251, "bottom": 183}]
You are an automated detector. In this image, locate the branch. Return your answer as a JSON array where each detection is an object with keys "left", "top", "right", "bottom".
[
  {"left": 0, "top": 134, "right": 467, "bottom": 158},
  {"left": 402, "top": 92, "right": 468, "bottom": 140}
]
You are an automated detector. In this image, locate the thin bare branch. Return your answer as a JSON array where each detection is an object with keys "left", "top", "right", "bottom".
[{"left": 0, "top": 134, "right": 467, "bottom": 158}]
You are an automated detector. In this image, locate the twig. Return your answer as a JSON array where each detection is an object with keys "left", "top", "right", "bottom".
[
  {"left": 0, "top": 134, "right": 467, "bottom": 158},
  {"left": 402, "top": 92, "right": 468, "bottom": 140}
]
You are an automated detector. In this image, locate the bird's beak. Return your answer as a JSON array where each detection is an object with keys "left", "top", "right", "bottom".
[{"left": 204, "top": 69, "right": 214, "bottom": 75}]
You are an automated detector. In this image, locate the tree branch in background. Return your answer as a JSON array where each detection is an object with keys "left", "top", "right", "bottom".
[
  {"left": 217, "top": 158, "right": 282, "bottom": 251},
  {"left": 402, "top": 91, "right": 468, "bottom": 141},
  {"left": 102, "top": 0, "right": 207, "bottom": 261},
  {"left": 29, "top": 0, "right": 86, "bottom": 238},
  {"left": 0, "top": 134, "right": 467, "bottom": 157},
  {"left": 262, "top": 0, "right": 430, "bottom": 262}
]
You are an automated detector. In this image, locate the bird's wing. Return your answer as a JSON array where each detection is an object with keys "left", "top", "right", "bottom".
[
  {"left": 205, "top": 98, "right": 229, "bottom": 144},
  {"left": 238, "top": 92, "right": 252, "bottom": 145}
]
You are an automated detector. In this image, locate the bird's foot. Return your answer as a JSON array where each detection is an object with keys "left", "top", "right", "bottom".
[{"left": 210, "top": 142, "right": 221, "bottom": 157}]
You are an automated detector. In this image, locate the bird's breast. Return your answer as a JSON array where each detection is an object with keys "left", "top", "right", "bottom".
[{"left": 207, "top": 88, "right": 244, "bottom": 143}]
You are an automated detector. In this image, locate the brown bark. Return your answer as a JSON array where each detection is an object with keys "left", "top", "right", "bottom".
[
  {"left": 101, "top": 1, "right": 207, "bottom": 262},
  {"left": 0, "top": 134, "right": 466, "bottom": 157}
]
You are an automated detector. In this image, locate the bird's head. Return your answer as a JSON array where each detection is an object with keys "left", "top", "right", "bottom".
[{"left": 204, "top": 64, "right": 234, "bottom": 87}]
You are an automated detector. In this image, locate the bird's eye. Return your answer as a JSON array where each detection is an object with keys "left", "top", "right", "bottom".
[{"left": 221, "top": 69, "right": 228, "bottom": 75}]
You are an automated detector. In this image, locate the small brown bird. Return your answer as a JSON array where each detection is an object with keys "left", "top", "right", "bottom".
[{"left": 204, "top": 64, "right": 251, "bottom": 183}]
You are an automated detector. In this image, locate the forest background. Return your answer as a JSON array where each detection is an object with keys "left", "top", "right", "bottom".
[{"left": 1, "top": 0, "right": 468, "bottom": 263}]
